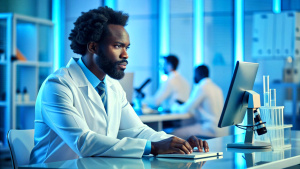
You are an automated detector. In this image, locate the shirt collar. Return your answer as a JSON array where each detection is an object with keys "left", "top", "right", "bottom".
[
  {"left": 168, "top": 70, "right": 177, "bottom": 77},
  {"left": 199, "top": 77, "right": 211, "bottom": 85},
  {"left": 77, "top": 57, "right": 102, "bottom": 88}
]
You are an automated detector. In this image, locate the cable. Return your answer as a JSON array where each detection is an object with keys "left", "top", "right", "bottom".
[{"left": 235, "top": 122, "right": 266, "bottom": 132}]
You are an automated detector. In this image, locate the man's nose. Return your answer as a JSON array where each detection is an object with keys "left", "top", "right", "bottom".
[{"left": 121, "top": 48, "right": 129, "bottom": 59}]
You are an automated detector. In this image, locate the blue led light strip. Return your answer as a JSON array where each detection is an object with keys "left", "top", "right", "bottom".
[
  {"left": 273, "top": 0, "right": 281, "bottom": 13},
  {"left": 193, "top": 0, "right": 204, "bottom": 66},
  {"left": 104, "top": 0, "right": 116, "bottom": 9},
  {"left": 159, "top": 0, "right": 170, "bottom": 83},
  {"left": 234, "top": 0, "right": 244, "bottom": 65},
  {"left": 233, "top": 4, "right": 246, "bottom": 166},
  {"left": 234, "top": 0, "right": 244, "bottom": 134},
  {"left": 52, "top": 0, "right": 61, "bottom": 71}
]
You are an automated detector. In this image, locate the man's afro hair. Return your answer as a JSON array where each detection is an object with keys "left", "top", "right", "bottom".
[{"left": 68, "top": 6, "right": 129, "bottom": 55}]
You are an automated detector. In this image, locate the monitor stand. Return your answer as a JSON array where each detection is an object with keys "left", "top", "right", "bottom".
[{"left": 227, "top": 91, "right": 271, "bottom": 149}]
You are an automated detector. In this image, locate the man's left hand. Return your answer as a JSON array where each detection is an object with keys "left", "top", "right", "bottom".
[{"left": 187, "top": 136, "right": 209, "bottom": 152}]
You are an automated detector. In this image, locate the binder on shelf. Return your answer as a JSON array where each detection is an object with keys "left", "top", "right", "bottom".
[{"left": 273, "top": 13, "right": 284, "bottom": 57}]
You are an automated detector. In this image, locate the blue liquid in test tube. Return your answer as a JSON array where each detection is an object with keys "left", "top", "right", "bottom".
[{"left": 263, "top": 75, "right": 269, "bottom": 107}]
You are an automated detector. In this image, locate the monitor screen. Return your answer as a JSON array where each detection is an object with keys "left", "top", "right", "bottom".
[{"left": 218, "top": 61, "right": 259, "bottom": 128}]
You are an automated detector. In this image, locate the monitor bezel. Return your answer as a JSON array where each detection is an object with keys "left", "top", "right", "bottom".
[{"left": 218, "top": 61, "right": 259, "bottom": 128}]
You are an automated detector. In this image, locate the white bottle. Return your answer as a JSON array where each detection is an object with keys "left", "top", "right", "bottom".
[
  {"left": 23, "top": 87, "right": 30, "bottom": 103},
  {"left": 16, "top": 88, "right": 22, "bottom": 102}
]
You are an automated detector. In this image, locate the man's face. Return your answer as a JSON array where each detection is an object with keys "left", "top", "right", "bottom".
[
  {"left": 194, "top": 70, "right": 203, "bottom": 84},
  {"left": 163, "top": 61, "right": 171, "bottom": 75},
  {"left": 95, "top": 24, "right": 130, "bottom": 80}
]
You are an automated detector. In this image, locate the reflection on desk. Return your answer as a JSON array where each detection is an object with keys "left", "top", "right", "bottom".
[
  {"left": 20, "top": 156, "right": 222, "bottom": 169},
  {"left": 19, "top": 131, "right": 300, "bottom": 169}
]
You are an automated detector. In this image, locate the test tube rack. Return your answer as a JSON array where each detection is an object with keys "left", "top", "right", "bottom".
[{"left": 255, "top": 106, "right": 292, "bottom": 150}]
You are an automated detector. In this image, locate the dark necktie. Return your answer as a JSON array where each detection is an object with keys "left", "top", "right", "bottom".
[{"left": 96, "top": 82, "right": 107, "bottom": 110}]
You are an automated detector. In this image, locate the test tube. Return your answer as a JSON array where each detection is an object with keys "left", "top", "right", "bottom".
[
  {"left": 263, "top": 75, "right": 270, "bottom": 107},
  {"left": 270, "top": 89, "right": 276, "bottom": 107}
]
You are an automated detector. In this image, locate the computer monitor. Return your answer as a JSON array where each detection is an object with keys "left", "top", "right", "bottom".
[
  {"left": 218, "top": 61, "right": 270, "bottom": 149},
  {"left": 119, "top": 72, "right": 134, "bottom": 104},
  {"left": 218, "top": 61, "right": 259, "bottom": 127}
]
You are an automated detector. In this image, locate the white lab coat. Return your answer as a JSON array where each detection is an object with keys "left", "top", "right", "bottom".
[
  {"left": 30, "top": 58, "right": 171, "bottom": 164},
  {"left": 172, "top": 78, "right": 228, "bottom": 138},
  {"left": 145, "top": 71, "right": 191, "bottom": 110}
]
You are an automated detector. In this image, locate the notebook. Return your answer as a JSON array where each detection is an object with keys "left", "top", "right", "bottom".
[{"left": 156, "top": 151, "right": 223, "bottom": 159}]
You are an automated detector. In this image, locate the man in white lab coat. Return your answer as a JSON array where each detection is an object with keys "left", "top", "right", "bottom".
[
  {"left": 145, "top": 55, "right": 191, "bottom": 111},
  {"left": 172, "top": 65, "right": 227, "bottom": 139},
  {"left": 30, "top": 6, "right": 209, "bottom": 164}
]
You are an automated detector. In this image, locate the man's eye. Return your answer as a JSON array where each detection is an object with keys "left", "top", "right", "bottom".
[
  {"left": 126, "top": 46, "right": 130, "bottom": 50},
  {"left": 114, "top": 45, "right": 121, "bottom": 48}
]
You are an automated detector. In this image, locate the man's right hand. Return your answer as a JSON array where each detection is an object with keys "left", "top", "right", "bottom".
[{"left": 150, "top": 136, "right": 193, "bottom": 155}]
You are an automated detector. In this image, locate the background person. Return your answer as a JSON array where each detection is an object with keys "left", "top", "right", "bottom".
[
  {"left": 144, "top": 55, "right": 191, "bottom": 111},
  {"left": 172, "top": 65, "right": 227, "bottom": 139}
]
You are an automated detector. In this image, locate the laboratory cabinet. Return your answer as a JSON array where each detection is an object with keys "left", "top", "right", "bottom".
[
  {"left": 252, "top": 11, "right": 300, "bottom": 59},
  {"left": 0, "top": 13, "right": 53, "bottom": 148}
]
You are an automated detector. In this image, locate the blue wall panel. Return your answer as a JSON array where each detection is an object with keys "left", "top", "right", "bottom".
[
  {"left": 170, "top": 0, "right": 193, "bottom": 14},
  {"left": 244, "top": 0, "right": 273, "bottom": 12},
  {"left": 118, "top": 0, "right": 158, "bottom": 95},
  {"left": 204, "top": 15, "right": 233, "bottom": 96},
  {"left": 118, "top": 0, "right": 158, "bottom": 15},
  {"left": 64, "top": 0, "right": 102, "bottom": 65},
  {"left": 170, "top": 17, "right": 193, "bottom": 86},
  {"left": 204, "top": 0, "right": 233, "bottom": 13}
]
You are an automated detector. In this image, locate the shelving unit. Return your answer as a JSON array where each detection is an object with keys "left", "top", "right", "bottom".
[
  {"left": 0, "top": 13, "right": 12, "bottom": 148},
  {"left": 252, "top": 11, "right": 300, "bottom": 130},
  {"left": 0, "top": 13, "right": 53, "bottom": 147},
  {"left": 252, "top": 11, "right": 300, "bottom": 59}
]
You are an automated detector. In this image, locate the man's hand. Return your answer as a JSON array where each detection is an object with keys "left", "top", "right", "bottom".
[
  {"left": 151, "top": 136, "right": 193, "bottom": 155},
  {"left": 187, "top": 135, "right": 209, "bottom": 152}
]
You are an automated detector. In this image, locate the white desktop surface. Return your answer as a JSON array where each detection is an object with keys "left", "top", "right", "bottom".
[{"left": 20, "top": 131, "right": 300, "bottom": 169}]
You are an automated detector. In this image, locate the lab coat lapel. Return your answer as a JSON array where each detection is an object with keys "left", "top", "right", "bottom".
[
  {"left": 86, "top": 86, "right": 107, "bottom": 116},
  {"left": 105, "top": 77, "right": 117, "bottom": 123},
  {"left": 66, "top": 58, "right": 107, "bottom": 119}
]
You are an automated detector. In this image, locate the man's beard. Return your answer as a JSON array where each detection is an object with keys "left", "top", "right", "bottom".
[{"left": 95, "top": 51, "right": 128, "bottom": 80}]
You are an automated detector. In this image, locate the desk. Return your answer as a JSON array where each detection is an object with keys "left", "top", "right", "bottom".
[
  {"left": 139, "top": 113, "right": 192, "bottom": 131},
  {"left": 20, "top": 131, "right": 300, "bottom": 169}
]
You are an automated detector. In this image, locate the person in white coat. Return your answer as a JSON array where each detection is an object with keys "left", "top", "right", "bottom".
[
  {"left": 145, "top": 55, "right": 191, "bottom": 111},
  {"left": 172, "top": 65, "right": 227, "bottom": 139},
  {"left": 30, "top": 6, "right": 209, "bottom": 164}
]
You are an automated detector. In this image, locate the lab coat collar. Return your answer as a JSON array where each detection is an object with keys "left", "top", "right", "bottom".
[
  {"left": 105, "top": 77, "right": 117, "bottom": 122},
  {"left": 66, "top": 58, "right": 105, "bottom": 111},
  {"left": 66, "top": 57, "right": 115, "bottom": 88},
  {"left": 66, "top": 57, "right": 117, "bottom": 120},
  {"left": 199, "top": 77, "right": 212, "bottom": 85},
  {"left": 167, "top": 70, "right": 178, "bottom": 79},
  {"left": 66, "top": 57, "right": 90, "bottom": 87}
]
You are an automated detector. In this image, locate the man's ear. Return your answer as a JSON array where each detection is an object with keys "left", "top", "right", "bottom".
[{"left": 87, "top": 42, "right": 97, "bottom": 54}]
